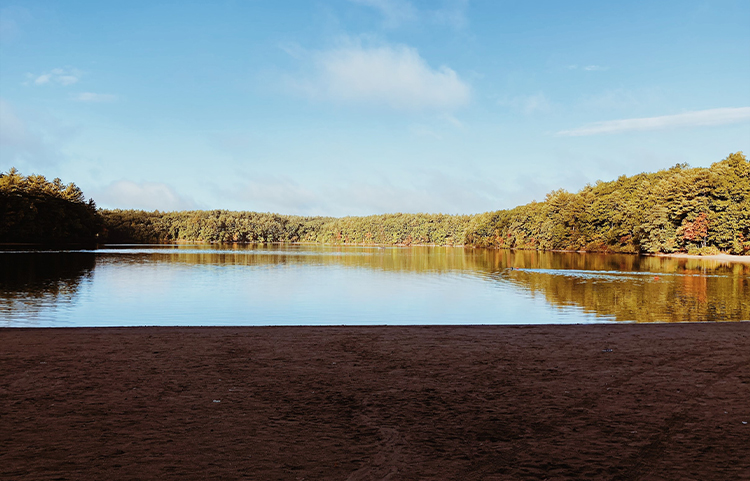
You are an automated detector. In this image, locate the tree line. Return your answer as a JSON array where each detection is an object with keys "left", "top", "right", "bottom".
[
  {"left": 464, "top": 152, "right": 749, "bottom": 255},
  {"left": 2, "top": 152, "right": 748, "bottom": 254},
  {"left": 0, "top": 168, "right": 100, "bottom": 244}
]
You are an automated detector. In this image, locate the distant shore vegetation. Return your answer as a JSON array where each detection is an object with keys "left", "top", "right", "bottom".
[{"left": 2, "top": 152, "right": 748, "bottom": 254}]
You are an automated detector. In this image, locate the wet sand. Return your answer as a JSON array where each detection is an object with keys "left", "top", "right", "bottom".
[{"left": 1, "top": 324, "right": 749, "bottom": 480}]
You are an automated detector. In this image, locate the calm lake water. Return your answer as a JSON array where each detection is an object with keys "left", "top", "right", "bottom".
[{"left": 1, "top": 244, "right": 748, "bottom": 327}]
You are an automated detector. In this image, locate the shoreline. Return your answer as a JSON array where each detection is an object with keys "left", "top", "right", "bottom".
[
  {"left": 3, "top": 241, "right": 749, "bottom": 263},
  {"left": 2, "top": 324, "right": 748, "bottom": 480},
  {"left": 650, "top": 252, "right": 750, "bottom": 264}
]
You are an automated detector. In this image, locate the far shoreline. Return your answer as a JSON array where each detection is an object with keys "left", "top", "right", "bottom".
[
  {"left": 3, "top": 241, "right": 749, "bottom": 263},
  {"left": 648, "top": 252, "right": 750, "bottom": 264}
]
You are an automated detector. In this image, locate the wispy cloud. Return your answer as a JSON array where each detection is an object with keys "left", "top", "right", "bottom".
[
  {"left": 348, "top": 0, "right": 417, "bottom": 27},
  {"left": 93, "top": 180, "right": 197, "bottom": 211},
  {"left": 409, "top": 125, "right": 442, "bottom": 140},
  {"left": 220, "top": 176, "right": 322, "bottom": 215},
  {"left": 500, "top": 92, "right": 551, "bottom": 115},
  {"left": 217, "top": 170, "right": 505, "bottom": 216},
  {"left": 557, "top": 107, "right": 750, "bottom": 136},
  {"left": 0, "top": 6, "right": 31, "bottom": 42},
  {"left": 325, "top": 170, "right": 502, "bottom": 215},
  {"left": 578, "top": 88, "right": 659, "bottom": 112},
  {"left": 567, "top": 64, "right": 608, "bottom": 71},
  {"left": 72, "top": 92, "right": 117, "bottom": 103},
  {"left": 278, "top": 41, "right": 305, "bottom": 60},
  {"left": 429, "top": 0, "right": 469, "bottom": 29},
  {"left": 439, "top": 113, "right": 465, "bottom": 129},
  {"left": 348, "top": 0, "right": 468, "bottom": 29},
  {"left": 25, "top": 68, "right": 81, "bottom": 86},
  {"left": 290, "top": 41, "right": 470, "bottom": 111},
  {"left": 0, "top": 98, "right": 76, "bottom": 167}
]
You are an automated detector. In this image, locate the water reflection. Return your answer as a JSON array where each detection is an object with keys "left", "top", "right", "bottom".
[
  {"left": 0, "top": 244, "right": 747, "bottom": 326},
  {"left": 0, "top": 252, "right": 96, "bottom": 324}
]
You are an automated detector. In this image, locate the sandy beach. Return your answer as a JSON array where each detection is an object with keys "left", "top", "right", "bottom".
[{"left": 1, "top": 324, "right": 749, "bottom": 480}]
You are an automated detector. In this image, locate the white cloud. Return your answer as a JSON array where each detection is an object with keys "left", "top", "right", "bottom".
[
  {"left": 73, "top": 92, "right": 117, "bottom": 102},
  {"left": 25, "top": 68, "right": 81, "bottom": 86},
  {"left": 57, "top": 75, "right": 79, "bottom": 86},
  {"left": 33, "top": 74, "right": 51, "bottom": 85},
  {"left": 294, "top": 42, "right": 471, "bottom": 111},
  {"left": 93, "top": 180, "right": 196, "bottom": 211},
  {"left": 557, "top": 107, "right": 750, "bottom": 136}
]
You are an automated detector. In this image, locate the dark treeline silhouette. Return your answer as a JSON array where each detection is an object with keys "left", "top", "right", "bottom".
[
  {"left": 3, "top": 152, "right": 748, "bottom": 254},
  {"left": 0, "top": 168, "right": 100, "bottom": 244}
]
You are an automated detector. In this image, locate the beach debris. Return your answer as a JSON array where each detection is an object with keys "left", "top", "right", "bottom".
[
  {"left": 743, "top": 421, "right": 748, "bottom": 425},
  {"left": 602, "top": 348, "right": 613, "bottom": 353},
  {"left": 213, "top": 400, "right": 221, "bottom": 403}
]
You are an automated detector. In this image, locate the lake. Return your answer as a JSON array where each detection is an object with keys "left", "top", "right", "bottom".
[{"left": 1, "top": 244, "right": 747, "bottom": 327}]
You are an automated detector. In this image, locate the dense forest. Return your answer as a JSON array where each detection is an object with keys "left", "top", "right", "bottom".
[
  {"left": 465, "top": 151, "right": 749, "bottom": 255},
  {"left": 0, "top": 168, "right": 100, "bottom": 244},
  {"left": 100, "top": 209, "right": 471, "bottom": 246},
  {"left": 2, "top": 152, "right": 748, "bottom": 254}
]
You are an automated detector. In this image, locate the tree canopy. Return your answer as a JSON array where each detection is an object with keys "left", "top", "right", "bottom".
[
  {"left": 0, "top": 168, "right": 100, "bottom": 244},
  {"left": 3, "top": 152, "right": 748, "bottom": 254},
  {"left": 464, "top": 152, "right": 749, "bottom": 255}
]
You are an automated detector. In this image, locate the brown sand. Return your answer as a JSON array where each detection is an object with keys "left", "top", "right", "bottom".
[{"left": 1, "top": 324, "right": 749, "bottom": 480}]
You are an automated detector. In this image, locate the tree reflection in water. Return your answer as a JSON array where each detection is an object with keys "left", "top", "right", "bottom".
[
  {"left": 99, "top": 245, "right": 749, "bottom": 323},
  {"left": 0, "top": 245, "right": 746, "bottom": 324},
  {"left": 0, "top": 252, "right": 96, "bottom": 325}
]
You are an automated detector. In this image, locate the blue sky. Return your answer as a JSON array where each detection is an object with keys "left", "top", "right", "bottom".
[{"left": 1, "top": 0, "right": 748, "bottom": 215}]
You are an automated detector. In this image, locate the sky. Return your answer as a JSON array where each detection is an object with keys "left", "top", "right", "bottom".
[{"left": 1, "top": 0, "right": 749, "bottom": 216}]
